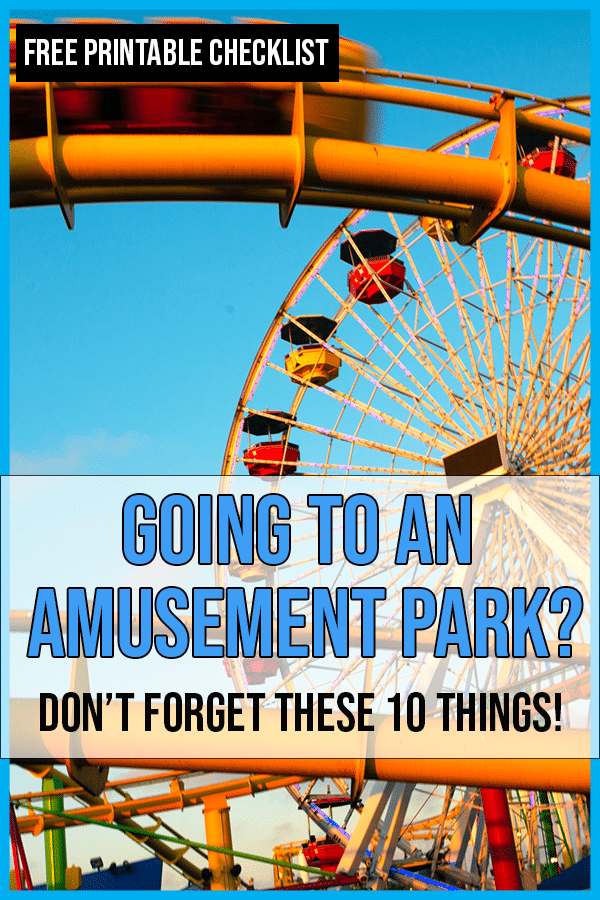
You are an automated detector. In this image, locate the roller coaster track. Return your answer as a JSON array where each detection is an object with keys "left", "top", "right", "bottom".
[{"left": 10, "top": 76, "right": 590, "bottom": 248}]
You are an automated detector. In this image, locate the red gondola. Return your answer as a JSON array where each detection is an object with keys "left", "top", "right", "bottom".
[
  {"left": 340, "top": 229, "right": 405, "bottom": 305},
  {"left": 521, "top": 146, "right": 577, "bottom": 178},
  {"left": 302, "top": 837, "right": 344, "bottom": 872},
  {"left": 242, "top": 441, "right": 300, "bottom": 480},
  {"left": 517, "top": 126, "right": 577, "bottom": 179},
  {"left": 241, "top": 411, "right": 299, "bottom": 480},
  {"left": 223, "top": 656, "right": 280, "bottom": 684}
]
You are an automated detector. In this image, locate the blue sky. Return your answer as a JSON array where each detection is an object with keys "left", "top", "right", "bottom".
[
  {"left": 7, "top": 5, "right": 593, "bottom": 894},
  {"left": 10, "top": 7, "right": 591, "bottom": 476}
]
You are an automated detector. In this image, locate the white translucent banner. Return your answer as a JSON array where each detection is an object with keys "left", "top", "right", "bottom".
[{"left": 6, "top": 474, "right": 592, "bottom": 767}]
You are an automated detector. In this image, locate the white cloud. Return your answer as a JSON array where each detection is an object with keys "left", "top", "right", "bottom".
[{"left": 10, "top": 430, "right": 150, "bottom": 474}]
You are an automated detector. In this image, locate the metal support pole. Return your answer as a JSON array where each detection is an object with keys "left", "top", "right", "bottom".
[
  {"left": 42, "top": 776, "right": 67, "bottom": 890},
  {"left": 337, "top": 782, "right": 395, "bottom": 875},
  {"left": 537, "top": 790, "right": 559, "bottom": 878},
  {"left": 430, "top": 785, "right": 454, "bottom": 876},
  {"left": 202, "top": 793, "right": 237, "bottom": 890},
  {"left": 371, "top": 782, "right": 415, "bottom": 886},
  {"left": 480, "top": 787, "right": 522, "bottom": 890}
]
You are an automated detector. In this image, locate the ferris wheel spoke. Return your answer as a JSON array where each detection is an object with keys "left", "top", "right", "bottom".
[
  {"left": 516, "top": 340, "right": 589, "bottom": 457},
  {"left": 332, "top": 323, "right": 479, "bottom": 445},
  {"left": 355, "top": 316, "right": 483, "bottom": 445},
  {"left": 267, "top": 350, "right": 463, "bottom": 456},
  {"left": 474, "top": 241, "right": 505, "bottom": 436},
  {"left": 370, "top": 287, "right": 493, "bottom": 439},
  {"left": 529, "top": 431, "right": 589, "bottom": 474},
  {"left": 500, "top": 234, "right": 517, "bottom": 444},
  {"left": 338, "top": 226, "right": 487, "bottom": 433},
  {"left": 561, "top": 306, "right": 590, "bottom": 424},
  {"left": 508, "top": 299, "right": 562, "bottom": 450},
  {"left": 524, "top": 378, "right": 590, "bottom": 461},
  {"left": 556, "top": 313, "right": 584, "bottom": 408},
  {"left": 282, "top": 412, "right": 445, "bottom": 467},
  {"left": 516, "top": 365, "right": 587, "bottom": 451},
  {"left": 427, "top": 228, "right": 498, "bottom": 427},
  {"left": 441, "top": 240, "right": 501, "bottom": 382},
  {"left": 314, "top": 269, "right": 347, "bottom": 306},
  {"left": 506, "top": 235, "right": 541, "bottom": 438},
  {"left": 393, "top": 219, "right": 490, "bottom": 380},
  {"left": 553, "top": 245, "right": 576, "bottom": 301},
  {"left": 571, "top": 246, "right": 588, "bottom": 306},
  {"left": 394, "top": 231, "right": 498, "bottom": 438}
]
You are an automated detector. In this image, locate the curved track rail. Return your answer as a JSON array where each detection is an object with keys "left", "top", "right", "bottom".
[{"left": 10, "top": 70, "right": 590, "bottom": 247}]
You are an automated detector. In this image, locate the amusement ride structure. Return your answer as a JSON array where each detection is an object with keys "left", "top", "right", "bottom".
[{"left": 9, "top": 15, "right": 590, "bottom": 892}]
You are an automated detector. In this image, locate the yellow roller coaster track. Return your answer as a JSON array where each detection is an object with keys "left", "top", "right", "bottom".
[{"left": 10, "top": 74, "right": 590, "bottom": 249}]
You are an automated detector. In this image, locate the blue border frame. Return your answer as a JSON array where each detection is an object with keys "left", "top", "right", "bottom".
[{"left": 6, "top": 4, "right": 595, "bottom": 896}]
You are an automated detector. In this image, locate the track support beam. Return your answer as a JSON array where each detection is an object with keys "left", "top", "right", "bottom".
[
  {"left": 279, "top": 81, "right": 305, "bottom": 228},
  {"left": 456, "top": 93, "right": 517, "bottom": 245},
  {"left": 44, "top": 82, "right": 75, "bottom": 229},
  {"left": 203, "top": 793, "right": 238, "bottom": 890},
  {"left": 480, "top": 787, "right": 522, "bottom": 890},
  {"left": 42, "top": 776, "right": 67, "bottom": 890}
]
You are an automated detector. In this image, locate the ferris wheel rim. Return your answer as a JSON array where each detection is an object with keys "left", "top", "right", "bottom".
[{"left": 221, "top": 224, "right": 590, "bottom": 484}]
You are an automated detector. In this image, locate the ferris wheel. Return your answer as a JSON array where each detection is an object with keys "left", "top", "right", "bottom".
[
  {"left": 222, "top": 100, "right": 590, "bottom": 486},
  {"left": 218, "top": 99, "right": 591, "bottom": 709},
  {"left": 217, "top": 198, "right": 591, "bottom": 739},
  {"left": 217, "top": 104, "right": 591, "bottom": 888}
]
